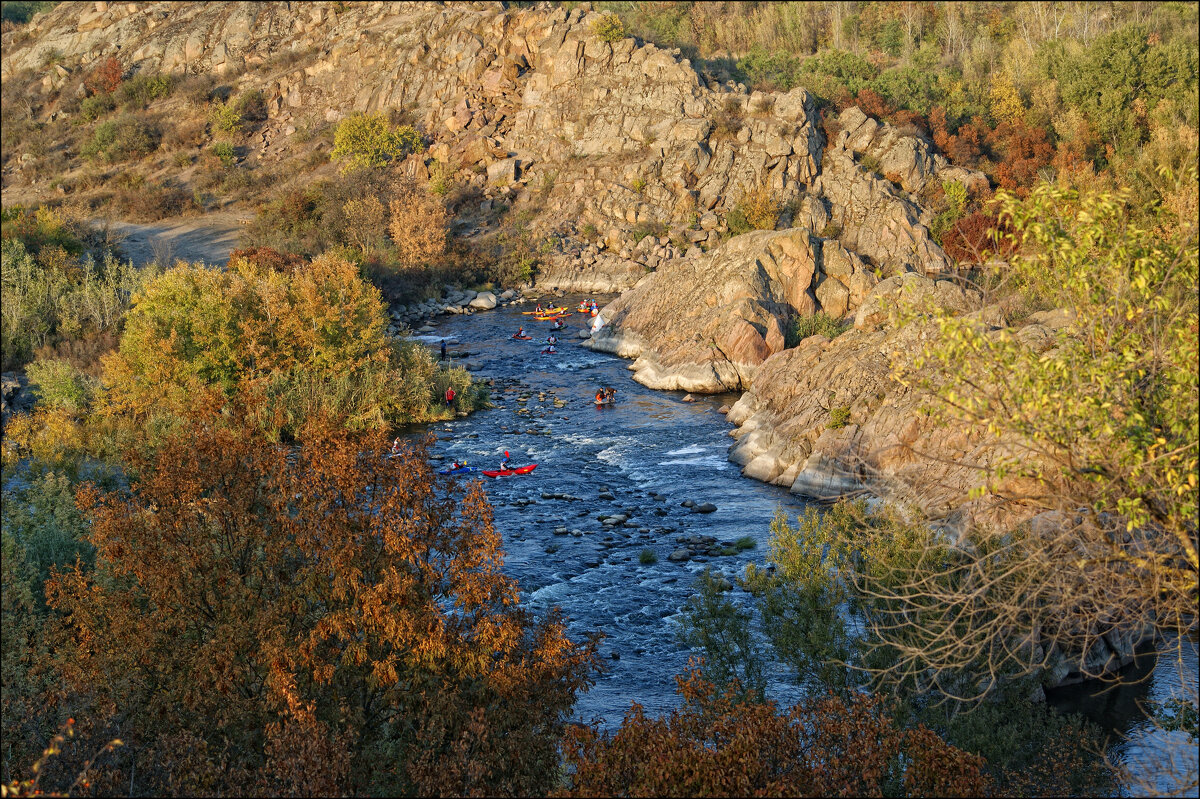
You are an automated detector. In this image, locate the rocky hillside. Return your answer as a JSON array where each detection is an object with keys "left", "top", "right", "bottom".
[{"left": 4, "top": 2, "right": 975, "bottom": 279}]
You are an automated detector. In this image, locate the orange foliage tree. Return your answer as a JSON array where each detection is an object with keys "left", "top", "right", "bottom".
[
  {"left": 557, "top": 667, "right": 990, "bottom": 798},
  {"left": 85, "top": 56, "right": 123, "bottom": 95},
  {"left": 37, "top": 404, "right": 598, "bottom": 796},
  {"left": 986, "top": 121, "right": 1055, "bottom": 195}
]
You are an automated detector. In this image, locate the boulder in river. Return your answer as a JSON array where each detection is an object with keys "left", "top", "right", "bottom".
[{"left": 469, "top": 291, "right": 498, "bottom": 310}]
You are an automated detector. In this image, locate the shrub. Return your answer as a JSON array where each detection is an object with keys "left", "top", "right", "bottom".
[
  {"left": 726, "top": 206, "right": 751, "bottom": 236},
  {"left": 2, "top": 470, "right": 94, "bottom": 605},
  {"left": 591, "top": 12, "right": 626, "bottom": 43},
  {"left": 179, "top": 72, "right": 219, "bottom": 107},
  {"left": 737, "top": 184, "right": 781, "bottom": 231},
  {"left": 714, "top": 97, "right": 744, "bottom": 138},
  {"left": 81, "top": 115, "right": 159, "bottom": 162},
  {"left": 1, "top": 231, "right": 157, "bottom": 371},
  {"left": 428, "top": 159, "right": 452, "bottom": 196},
  {"left": 35, "top": 417, "right": 596, "bottom": 796},
  {"left": 639, "top": 548, "right": 658, "bottom": 565},
  {"left": 631, "top": 177, "right": 647, "bottom": 194},
  {"left": 85, "top": 55, "right": 123, "bottom": 95},
  {"left": 26, "top": 358, "right": 91, "bottom": 412},
  {"left": 388, "top": 184, "right": 448, "bottom": 267},
  {"left": 78, "top": 92, "right": 115, "bottom": 122},
  {"left": 108, "top": 181, "right": 196, "bottom": 222},
  {"left": 733, "top": 536, "right": 756, "bottom": 551},
  {"left": 99, "top": 252, "right": 480, "bottom": 434},
  {"left": 559, "top": 668, "right": 991, "bottom": 797},
  {"left": 209, "top": 141, "right": 235, "bottom": 168},
  {"left": 232, "top": 89, "right": 267, "bottom": 122},
  {"left": 331, "top": 112, "right": 423, "bottom": 173},
  {"left": 630, "top": 221, "right": 667, "bottom": 243},
  {"left": 118, "top": 72, "right": 173, "bottom": 108},
  {"left": 828, "top": 406, "right": 851, "bottom": 429},
  {"left": 786, "top": 312, "right": 848, "bottom": 347},
  {"left": 209, "top": 98, "right": 243, "bottom": 135},
  {"left": 162, "top": 118, "right": 207, "bottom": 150},
  {"left": 859, "top": 153, "right": 882, "bottom": 175}
]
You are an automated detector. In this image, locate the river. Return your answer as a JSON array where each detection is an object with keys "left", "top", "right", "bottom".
[{"left": 408, "top": 295, "right": 1197, "bottom": 797}]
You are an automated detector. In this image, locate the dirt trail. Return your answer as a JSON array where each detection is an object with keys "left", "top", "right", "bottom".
[{"left": 99, "top": 211, "right": 251, "bottom": 267}]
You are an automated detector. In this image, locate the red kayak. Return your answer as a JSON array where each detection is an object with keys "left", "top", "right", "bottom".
[
  {"left": 481, "top": 463, "right": 537, "bottom": 478},
  {"left": 511, "top": 334, "right": 532, "bottom": 340}
]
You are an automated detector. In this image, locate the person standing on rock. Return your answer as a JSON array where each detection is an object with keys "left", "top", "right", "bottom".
[{"left": 440, "top": 340, "right": 448, "bottom": 361}]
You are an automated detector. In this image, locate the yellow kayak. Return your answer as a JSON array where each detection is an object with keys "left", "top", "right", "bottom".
[{"left": 523, "top": 306, "right": 569, "bottom": 315}]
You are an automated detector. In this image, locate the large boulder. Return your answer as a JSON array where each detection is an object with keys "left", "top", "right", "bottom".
[
  {"left": 585, "top": 227, "right": 878, "bottom": 392},
  {"left": 468, "top": 291, "right": 498, "bottom": 309}
]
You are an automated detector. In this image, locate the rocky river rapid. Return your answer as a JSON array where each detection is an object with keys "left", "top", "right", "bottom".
[{"left": 409, "top": 296, "right": 1196, "bottom": 797}]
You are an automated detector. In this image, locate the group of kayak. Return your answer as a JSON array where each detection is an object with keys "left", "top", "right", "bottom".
[
  {"left": 515, "top": 302, "right": 581, "bottom": 353},
  {"left": 511, "top": 325, "right": 561, "bottom": 353},
  {"left": 436, "top": 447, "right": 538, "bottom": 478},
  {"left": 389, "top": 439, "right": 538, "bottom": 477}
]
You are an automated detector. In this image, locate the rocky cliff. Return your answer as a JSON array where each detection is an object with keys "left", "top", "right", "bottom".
[
  {"left": 3, "top": 2, "right": 977, "bottom": 293},
  {"left": 723, "top": 277, "right": 1075, "bottom": 517}
]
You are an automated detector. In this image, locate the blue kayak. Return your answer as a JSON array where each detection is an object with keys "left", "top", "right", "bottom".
[{"left": 438, "top": 465, "right": 480, "bottom": 475}]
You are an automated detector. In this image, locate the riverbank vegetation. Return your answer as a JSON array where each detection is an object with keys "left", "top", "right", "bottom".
[
  {"left": 3, "top": 1, "right": 1197, "bottom": 795},
  {"left": 675, "top": 169, "right": 1199, "bottom": 795}
]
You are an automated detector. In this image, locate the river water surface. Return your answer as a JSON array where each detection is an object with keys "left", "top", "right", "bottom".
[{"left": 407, "top": 296, "right": 1196, "bottom": 796}]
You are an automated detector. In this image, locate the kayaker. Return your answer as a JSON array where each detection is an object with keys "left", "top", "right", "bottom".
[
  {"left": 547, "top": 334, "right": 558, "bottom": 345},
  {"left": 595, "top": 389, "right": 605, "bottom": 405},
  {"left": 543, "top": 344, "right": 557, "bottom": 354},
  {"left": 500, "top": 451, "right": 510, "bottom": 469},
  {"left": 514, "top": 325, "right": 526, "bottom": 338},
  {"left": 551, "top": 320, "right": 564, "bottom": 330},
  {"left": 606, "top": 387, "right": 616, "bottom": 403},
  {"left": 535, "top": 303, "right": 543, "bottom": 313},
  {"left": 445, "top": 386, "right": 456, "bottom": 405}
]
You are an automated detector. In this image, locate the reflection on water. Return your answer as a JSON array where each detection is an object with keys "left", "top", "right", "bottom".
[
  {"left": 1048, "top": 632, "right": 1198, "bottom": 797},
  {"left": 409, "top": 297, "right": 1197, "bottom": 794}
]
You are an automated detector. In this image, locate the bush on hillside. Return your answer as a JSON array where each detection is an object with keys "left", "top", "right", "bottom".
[
  {"left": 591, "top": 13, "right": 626, "bottom": 44},
  {"left": 80, "top": 115, "right": 159, "bottom": 162},
  {"left": 330, "top": 112, "right": 423, "bottom": 173}
]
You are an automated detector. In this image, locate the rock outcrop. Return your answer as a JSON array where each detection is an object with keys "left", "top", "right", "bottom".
[
  {"left": 834, "top": 106, "right": 988, "bottom": 196},
  {"left": 721, "top": 282, "right": 1081, "bottom": 522},
  {"left": 3, "top": 1, "right": 957, "bottom": 298},
  {"left": 585, "top": 227, "right": 880, "bottom": 392}
]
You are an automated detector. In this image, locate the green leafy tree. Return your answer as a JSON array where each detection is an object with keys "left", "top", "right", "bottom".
[
  {"left": 677, "top": 569, "right": 766, "bottom": 700},
  {"left": 330, "top": 112, "right": 423, "bottom": 173}
]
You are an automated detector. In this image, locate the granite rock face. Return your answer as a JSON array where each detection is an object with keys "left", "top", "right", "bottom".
[
  {"left": 5, "top": 1, "right": 953, "bottom": 299},
  {"left": 585, "top": 227, "right": 880, "bottom": 392}
]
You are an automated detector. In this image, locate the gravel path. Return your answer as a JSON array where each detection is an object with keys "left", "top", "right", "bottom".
[{"left": 100, "top": 211, "right": 251, "bottom": 267}]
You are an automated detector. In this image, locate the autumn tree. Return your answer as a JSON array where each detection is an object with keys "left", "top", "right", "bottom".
[
  {"left": 32, "top": 406, "right": 599, "bottom": 796},
  {"left": 388, "top": 180, "right": 449, "bottom": 269},
  {"left": 95, "top": 250, "right": 478, "bottom": 437},
  {"left": 557, "top": 666, "right": 990, "bottom": 798}
]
